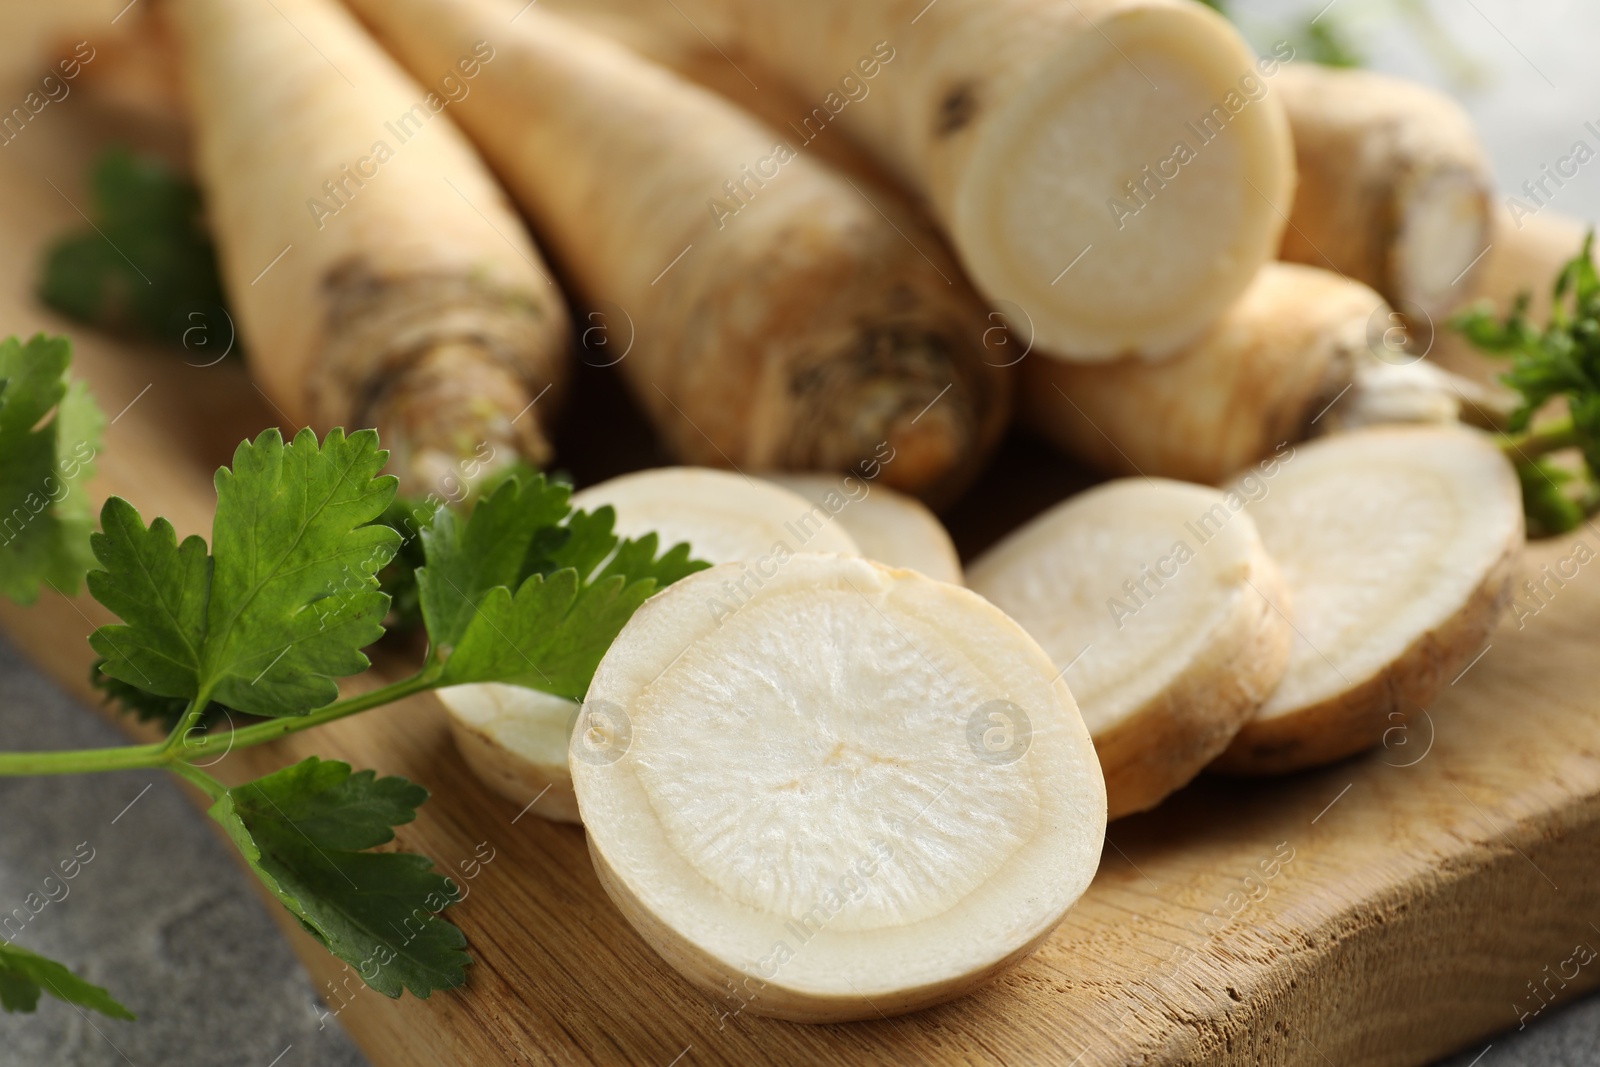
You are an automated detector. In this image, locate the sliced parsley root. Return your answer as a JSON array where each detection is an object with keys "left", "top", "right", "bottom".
[{"left": 1453, "top": 231, "right": 1600, "bottom": 535}]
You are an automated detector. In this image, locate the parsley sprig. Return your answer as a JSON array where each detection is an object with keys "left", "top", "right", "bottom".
[
  {"left": 1452, "top": 231, "right": 1600, "bottom": 536},
  {"left": 38, "top": 148, "right": 230, "bottom": 347},
  {"left": 0, "top": 337, "right": 707, "bottom": 1019}
]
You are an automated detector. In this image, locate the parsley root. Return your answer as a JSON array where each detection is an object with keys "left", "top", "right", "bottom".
[
  {"left": 1211, "top": 426, "right": 1522, "bottom": 774},
  {"left": 574, "top": 554, "right": 1106, "bottom": 1020},
  {"left": 346, "top": 0, "right": 1009, "bottom": 497},
  {"left": 969, "top": 478, "right": 1290, "bottom": 817},
  {"left": 1278, "top": 63, "right": 1496, "bottom": 322},
  {"left": 543, "top": 0, "right": 1296, "bottom": 360},
  {"left": 169, "top": 0, "right": 570, "bottom": 493}
]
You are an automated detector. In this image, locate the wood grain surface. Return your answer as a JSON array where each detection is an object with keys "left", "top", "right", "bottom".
[{"left": 4, "top": 91, "right": 1600, "bottom": 1067}]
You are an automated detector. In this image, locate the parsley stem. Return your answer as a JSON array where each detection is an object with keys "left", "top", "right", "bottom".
[
  {"left": 161, "top": 694, "right": 213, "bottom": 755},
  {"left": 166, "top": 758, "right": 225, "bottom": 800},
  {"left": 209, "top": 669, "right": 440, "bottom": 753},
  {"left": 0, "top": 740, "right": 169, "bottom": 776},
  {"left": 1499, "top": 417, "right": 1578, "bottom": 460},
  {"left": 0, "top": 669, "right": 441, "bottom": 778}
]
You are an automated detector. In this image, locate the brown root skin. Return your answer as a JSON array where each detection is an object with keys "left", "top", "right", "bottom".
[
  {"left": 346, "top": 0, "right": 1008, "bottom": 503},
  {"left": 1278, "top": 63, "right": 1494, "bottom": 318},
  {"left": 1020, "top": 264, "right": 1379, "bottom": 484},
  {"left": 317, "top": 263, "right": 566, "bottom": 495},
  {"left": 1095, "top": 546, "right": 1292, "bottom": 818},
  {"left": 1211, "top": 522, "right": 1520, "bottom": 776},
  {"left": 684, "top": 230, "right": 1004, "bottom": 505},
  {"left": 365, "top": 340, "right": 555, "bottom": 497}
]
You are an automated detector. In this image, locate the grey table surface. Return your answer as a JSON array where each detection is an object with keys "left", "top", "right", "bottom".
[{"left": 6, "top": 0, "right": 1600, "bottom": 1065}]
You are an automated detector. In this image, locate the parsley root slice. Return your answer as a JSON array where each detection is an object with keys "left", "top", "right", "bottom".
[
  {"left": 169, "top": 0, "right": 569, "bottom": 492},
  {"left": 572, "top": 554, "right": 1105, "bottom": 1021},
  {"left": 545, "top": 0, "right": 1294, "bottom": 360},
  {"left": 765, "top": 473, "right": 964, "bottom": 585},
  {"left": 344, "top": 0, "right": 1009, "bottom": 497},
  {"left": 437, "top": 683, "right": 584, "bottom": 822},
  {"left": 1278, "top": 64, "right": 1495, "bottom": 322},
  {"left": 969, "top": 479, "right": 1290, "bottom": 818},
  {"left": 1212, "top": 426, "right": 1523, "bottom": 775},
  {"left": 435, "top": 467, "right": 856, "bottom": 823},
  {"left": 1022, "top": 264, "right": 1386, "bottom": 484},
  {"left": 569, "top": 468, "right": 859, "bottom": 564}
]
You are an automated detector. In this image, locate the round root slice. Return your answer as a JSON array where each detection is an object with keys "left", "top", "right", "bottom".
[
  {"left": 765, "top": 473, "right": 964, "bottom": 585},
  {"left": 570, "top": 467, "right": 859, "bottom": 563},
  {"left": 573, "top": 554, "right": 1105, "bottom": 1021},
  {"left": 1212, "top": 426, "right": 1523, "bottom": 775},
  {"left": 436, "top": 684, "right": 581, "bottom": 823},
  {"left": 968, "top": 479, "right": 1291, "bottom": 818},
  {"left": 441, "top": 467, "right": 858, "bottom": 823}
]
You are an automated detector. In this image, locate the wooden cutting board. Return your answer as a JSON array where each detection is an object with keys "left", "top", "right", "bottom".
[{"left": 5, "top": 95, "right": 1600, "bottom": 1067}]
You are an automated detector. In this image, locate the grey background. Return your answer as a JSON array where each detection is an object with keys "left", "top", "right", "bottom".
[{"left": 5, "top": 0, "right": 1600, "bottom": 1065}]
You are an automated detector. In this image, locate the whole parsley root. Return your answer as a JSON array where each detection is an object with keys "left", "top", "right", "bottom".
[
  {"left": 1019, "top": 263, "right": 1487, "bottom": 484},
  {"left": 544, "top": 0, "right": 1294, "bottom": 361},
  {"left": 167, "top": 0, "right": 569, "bottom": 494},
  {"left": 1276, "top": 64, "right": 1496, "bottom": 321},
  {"left": 344, "top": 0, "right": 1009, "bottom": 498}
]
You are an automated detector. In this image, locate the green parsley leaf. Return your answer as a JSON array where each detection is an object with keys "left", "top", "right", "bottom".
[
  {"left": 38, "top": 148, "right": 230, "bottom": 346},
  {"left": 88, "top": 428, "right": 400, "bottom": 717},
  {"left": 1453, "top": 231, "right": 1600, "bottom": 529},
  {"left": 208, "top": 758, "right": 468, "bottom": 999},
  {"left": 1298, "top": 18, "right": 1364, "bottom": 68},
  {"left": 0, "top": 335, "right": 102, "bottom": 606},
  {"left": 1516, "top": 457, "right": 1585, "bottom": 537},
  {"left": 0, "top": 942, "right": 133, "bottom": 1020},
  {"left": 417, "top": 474, "right": 707, "bottom": 700},
  {"left": 372, "top": 495, "right": 440, "bottom": 632}
]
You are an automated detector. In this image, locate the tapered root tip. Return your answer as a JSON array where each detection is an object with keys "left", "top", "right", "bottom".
[
  {"left": 364, "top": 340, "right": 556, "bottom": 497},
  {"left": 784, "top": 327, "right": 1003, "bottom": 501}
]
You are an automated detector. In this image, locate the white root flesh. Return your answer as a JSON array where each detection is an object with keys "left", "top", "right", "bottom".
[
  {"left": 764, "top": 473, "right": 963, "bottom": 585},
  {"left": 440, "top": 468, "right": 858, "bottom": 821},
  {"left": 572, "top": 554, "right": 1106, "bottom": 1021},
  {"left": 969, "top": 479, "right": 1290, "bottom": 817},
  {"left": 1277, "top": 63, "right": 1496, "bottom": 322},
  {"left": 435, "top": 683, "right": 581, "bottom": 823},
  {"left": 542, "top": 0, "right": 1296, "bottom": 360},
  {"left": 569, "top": 468, "right": 860, "bottom": 563},
  {"left": 1212, "top": 426, "right": 1523, "bottom": 775}
]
